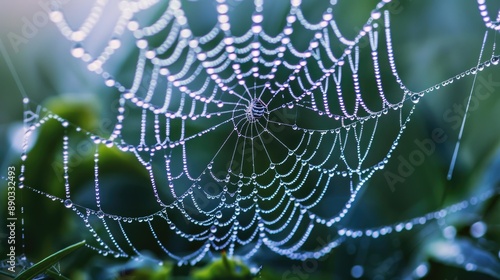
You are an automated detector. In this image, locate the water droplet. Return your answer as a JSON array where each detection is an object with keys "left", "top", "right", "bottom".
[
  {"left": 270, "top": 163, "right": 275, "bottom": 169},
  {"left": 465, "top": 263, "right": 476, "bottom": 271},
  {"left": 63, "top": 199, "right": 73, "bottom": 208},
  {"left": 443, "top": 225, "right": 456, "bottom": 239},
  {"left": 491, "top": 56, "right": 499, "bottom": 65},
  {"left": 292, "top": 124, "right": 298, "bottom": 130},
  {"left": 371, "top": 10, "right": 381, "bottom": 20},
  {"left": 411, "top": 94, "right": 420, "bottom": 104},
  {"left": 96, "top": 210, "right": 105, "bottom": 219},
  {"left": 71, "top": 43, "right": 85, "bottom": 58},
  {"left": 351, "top": 265, "right": 364, "bottom": 278},
  {"left": 109, "top": 38, "right": 121, "bottom": 49},
  {"left": 216, "top": 211, "right": 222, "bottom": 219},
  {"left": 470, "top": 221, "right": 487, "bottom": 238},
  {"left": 414, "top": 263, "right": 429, "bottom": 278},
  {"left": 105, "top": 78, "right": 115, "bottom": 87}
]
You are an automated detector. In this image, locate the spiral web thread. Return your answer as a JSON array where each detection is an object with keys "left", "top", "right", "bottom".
[{"left": 16, "top": 0, "right": 500, "bottom": 265}]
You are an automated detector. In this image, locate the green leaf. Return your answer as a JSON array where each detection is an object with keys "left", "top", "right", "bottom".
[
  {"left": 0, "top": 269, "right": 16, "bottom": 278},
  {"left": 15, "top": 240, "right": 86, "bottom": 280},
  {"left": 193, "top": 252, "right": 253, "bottom": 280},
  {"left": 426, "top": 238, "right": 500, "bottom": 279}
]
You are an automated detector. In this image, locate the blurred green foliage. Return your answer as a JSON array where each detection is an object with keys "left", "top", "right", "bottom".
[{"left": 191, "top": 252, "right": 252, "bottom": 280}]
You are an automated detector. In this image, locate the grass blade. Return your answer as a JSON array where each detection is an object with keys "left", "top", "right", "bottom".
[{"left": 15, "top": 240, "right": 85, "bottom": 280}]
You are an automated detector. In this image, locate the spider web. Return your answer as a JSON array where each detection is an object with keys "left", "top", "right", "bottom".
[{"left": 15, "top": 0, "right": 500, "bottom": 267}]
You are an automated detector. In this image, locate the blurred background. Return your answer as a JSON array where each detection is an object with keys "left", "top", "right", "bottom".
[{"left": 1, "top": 0, "right": 500, "bottom": 279}]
